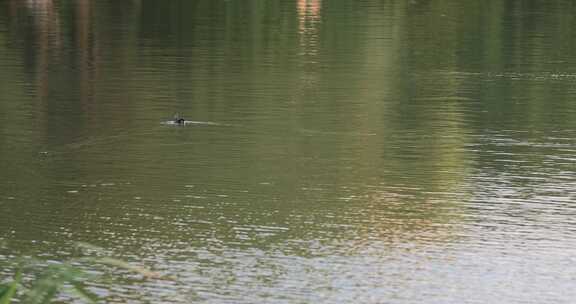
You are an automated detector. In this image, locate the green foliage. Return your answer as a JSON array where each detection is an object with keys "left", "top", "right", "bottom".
[
  {"left": 0, "top": 244, "right": 161, "bottom": 304},
  {"left": 0, "top": 270, "right": 21, "bottom": 304}
]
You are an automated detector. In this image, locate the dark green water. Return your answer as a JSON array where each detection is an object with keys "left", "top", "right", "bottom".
[{"left": 1, "top": 0, "right": 576, "bottom": 303}]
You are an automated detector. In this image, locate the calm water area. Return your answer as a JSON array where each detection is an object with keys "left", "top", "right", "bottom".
[{"left": 1, "top": 0, "right": 576, "bottom": 303}]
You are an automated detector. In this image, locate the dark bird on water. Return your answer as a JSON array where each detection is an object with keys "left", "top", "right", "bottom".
[{"left": 173, "top": 114, "right": 185, "bottom": 125}]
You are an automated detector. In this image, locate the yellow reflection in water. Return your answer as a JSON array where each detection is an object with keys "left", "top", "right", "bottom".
[{"left": 297, "top": 0, "right": 321, "bottom": 58}]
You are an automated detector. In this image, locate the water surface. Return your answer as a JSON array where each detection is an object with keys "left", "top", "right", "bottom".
[{"left": 1, "top": 0, "right": 576, "bottom": 303}]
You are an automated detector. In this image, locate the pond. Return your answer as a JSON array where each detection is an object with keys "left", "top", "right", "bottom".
[{"left": 1, "top": 0, "right": 576, "bottom": 303}]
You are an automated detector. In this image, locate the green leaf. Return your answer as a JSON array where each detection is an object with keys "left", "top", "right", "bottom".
[
  {"left": 23, "top": 270, "right": 63, "bottom": 304},
  {"left": 0, "top": 270, "right": 22, "bottom": 304},
  {"left": 0, "top": 285, "right": 9, "bottom": 298},
  {"left": 68, "top": 283, "right": 100, "bottom": 304}
]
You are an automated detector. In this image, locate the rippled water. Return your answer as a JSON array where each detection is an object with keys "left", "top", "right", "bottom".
[{"left": 1, "top": 0, "right": 576, "bottom": 303}]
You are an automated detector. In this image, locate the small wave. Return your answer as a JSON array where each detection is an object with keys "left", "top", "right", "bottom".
[{"left": 161, "top": 120, "right": 225, "bottom": 126}]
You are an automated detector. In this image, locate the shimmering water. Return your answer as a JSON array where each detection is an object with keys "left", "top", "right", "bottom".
[{"left": 1, "top": 0, "right": 576, "bottom": 303}]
